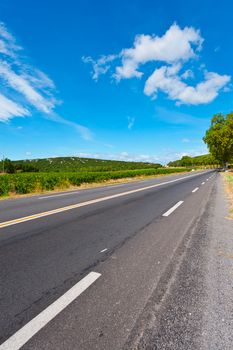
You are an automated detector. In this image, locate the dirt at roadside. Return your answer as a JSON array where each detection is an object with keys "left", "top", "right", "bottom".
[{"left": 222, "top": 172, "right": 233, "bottom": 219}]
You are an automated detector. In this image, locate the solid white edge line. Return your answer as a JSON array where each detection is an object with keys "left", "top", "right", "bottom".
[
  {"left": 38, "top": 183, "right": 128, "bottom": 199},
  {"left": 0, "top": 272, "right": 101, "bottom": 350},
  {"left": 0, "top": 171, "right": 211, "bottom": 229},
  {"left": 162, "top": 201, "right": 184, "bottom": 217},
  {"left": 39, "top": 191, "right": 80, "bottom": 199},
  {"left": 100, "top": 248, "right": 108, "bottom": 253},
  {"left": 192, "top": 187, "right": 199, "bottom": 193}
]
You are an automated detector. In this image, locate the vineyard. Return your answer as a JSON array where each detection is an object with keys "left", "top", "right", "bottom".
[
  {"left": 9, "top": 157, "right": 163, "bottom": 173},
  {"left": 0, "top": 167, "right": 190, "bottom": 197}
]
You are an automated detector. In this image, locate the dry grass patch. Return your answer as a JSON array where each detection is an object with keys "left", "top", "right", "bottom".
[{"left": 222, "top": 172, "right": 233, "bottom": 219}]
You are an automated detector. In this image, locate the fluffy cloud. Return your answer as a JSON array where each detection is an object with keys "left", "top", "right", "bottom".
[
  {"left": 181, "top": 69, "right": 194, "bottom": 80},
  {"left": 114, "top": 23, "right": 203, "bottom": 80},
  {"left": 144, "top": 65, "right": 230, "bottom": 104},
  {"left": 0, "top": 22, "right": 91, "bottom": 140},
  {"left": 84, "top": 23, "right": 230, "bottom": 105}
]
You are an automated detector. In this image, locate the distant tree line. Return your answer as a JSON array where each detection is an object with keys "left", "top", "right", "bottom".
[
  {"left": 167, "top": 154, "right": 219, "bottom": 167},
  {"left": 0, "top": 158, "right": 39, "bottom": 174}
]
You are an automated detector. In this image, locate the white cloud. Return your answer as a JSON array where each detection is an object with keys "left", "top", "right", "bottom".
[
  {"left": 0, "top": 22, "right": 92, "bottom": 140},
  {"left": 181, "top": 69, "right": 194, "bottom": 79},
  {"left": 0, "top": 61, "right": 55, "bottom": 113},
  {"left": 114, "top": 23, "right": 203, "bottom": 80},
  {"left": 144, "top": 65, "right": 230, "bottom": 105},
  {"left": 23, "top": 68, "right": 56, "bottom": 90},
  {"left": 181, "top": 138, "right": 190, "bottom": 143},
  {"left": 0, "top": 22, "right": 21, "bottom": 57},
  {"left": 85, "top": 23, "right": 230, "bottom": 105},
  {"left": 127, "top": 116, "right": 135, "bottom": 129},
  {"left": 47, "top": 113, "right": 93, "bottom": 141},
  {"left": 77, "top": 151, "right": 160, "bottom": 163},
  {"left": 0, "top": 93, "right": 29, "bottom": 121},
  {"left": 82, "top": 54, "right": 117, "bottom": 81},
  {"left": 117, "top": 152, "right": 160, "bottom": 162}
]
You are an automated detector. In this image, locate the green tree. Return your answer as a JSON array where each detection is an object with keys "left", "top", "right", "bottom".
[
  {"left": 4, "top": 158, "right": 16, "bottom": 173},
  {"left": 180, "top": 156, "right": 192, "bottom": 167},
  {"left": 203, "top": 113, "right": 233, "bottom": 166}
]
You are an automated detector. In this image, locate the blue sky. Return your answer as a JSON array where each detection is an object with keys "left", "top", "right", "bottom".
[{"left": 0, "top": 0, "right": 232, "bottom": 164}]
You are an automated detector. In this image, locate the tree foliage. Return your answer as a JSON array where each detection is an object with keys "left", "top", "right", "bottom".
[
  {"left": 3, "top": 158, "right": 16, "bottom": 174},
  {"left": 167, "top": 154, "right": 217, "bottom": 167},
  {"left": 203, "top": 113, "right": 233, "bottom": 166}
]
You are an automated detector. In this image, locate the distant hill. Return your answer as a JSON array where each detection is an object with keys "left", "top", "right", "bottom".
[
  {"left": 12, "top": 157, "right": 163, "bottom": 173},
  {"left": 167, "top": 154, "right": 219, "bottom": 167}
]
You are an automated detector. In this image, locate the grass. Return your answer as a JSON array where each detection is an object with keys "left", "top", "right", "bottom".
[
  {"left": 223, "top": 172, "right": 233, "bottom": 218},
  {"left": 0, "top": 167, "right": 190, "bottom": 198}
]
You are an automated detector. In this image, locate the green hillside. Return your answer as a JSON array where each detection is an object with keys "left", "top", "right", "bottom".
[{"left": 9, "top": 157, "right": 162, "bottom": 173}]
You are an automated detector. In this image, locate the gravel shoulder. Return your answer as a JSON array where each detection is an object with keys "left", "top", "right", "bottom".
[{"left": 125, "top": 174, "right": 233, "bottom": 349}]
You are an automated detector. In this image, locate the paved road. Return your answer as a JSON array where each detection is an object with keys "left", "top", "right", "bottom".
[{"left": 0, "top": 170, "right": 218, "bottom": 349}]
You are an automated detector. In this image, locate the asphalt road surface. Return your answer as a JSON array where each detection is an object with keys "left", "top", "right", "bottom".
[{"left": 1, "top": 169, "right": 231, "bottom": 349}]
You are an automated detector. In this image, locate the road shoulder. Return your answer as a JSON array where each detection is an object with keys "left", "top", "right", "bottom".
[{"left": 125, "top": 175, "right": 233, "bottom": 349}]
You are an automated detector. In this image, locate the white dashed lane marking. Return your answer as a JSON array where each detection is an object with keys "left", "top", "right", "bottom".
[
  {"left": 0, "top": 272, "right": 101, "bottom": 350},
  {"left": 162, "top": 201, "right": 184, "bottom": 217},
  {"left": 192, "top": 187, "right": 199, "bottom": 193}
]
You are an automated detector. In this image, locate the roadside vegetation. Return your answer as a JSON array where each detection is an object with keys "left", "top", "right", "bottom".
[
  {"left": 203, "top": 112, "right": 233, "bottom": 167},
  {"left": 0, "top": 157, "right": 162, "bottom": 174},
  {"left": 223, "top": 172, "right": 233, "bottom": 218},
  {"left": 0, "top": 167, "right": 191, "bottom": 198},
  {"left": 167, "top": 154, "right": 219, "bottom": 167},
  {"left": 203, "top": 112, "right": 233, "bottom": 217}
]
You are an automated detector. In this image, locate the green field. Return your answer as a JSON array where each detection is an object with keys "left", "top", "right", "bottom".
[{"left": 0, "top": 167, "right": 190, "bottom": 197}]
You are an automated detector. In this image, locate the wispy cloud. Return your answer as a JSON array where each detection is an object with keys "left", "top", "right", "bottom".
[
  {"left": 82, "top": 54, "right": 118, "bottom": 81},
  {"left": 48, "top": 113, "right": 92, "bottom": 140},
  {"left": 76, "top": 151, "right": 160, "bottom": 163},
  {"left": 154, "top": 106, "right": 206, "bottom": 125},
  {"left": 0, "top": 22, "right": 91, "bottom": 140},
  {"left": 76, "top": 149, "right": 208, "bottom": 165},
  {"left": 0, "top": 92, "right": 29, "bottom": 121},
  {"left": 127, "top": 116, "right": 135, "bottom": 130},
  {"left": 181, "top": 138, "right": 190, "bottom": 143},
  {"left": 84, "top": 23, "right": 230, "bottom": 105},
  {"left": 0, "top": 61, "right": 55, "bottom": 113}
]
